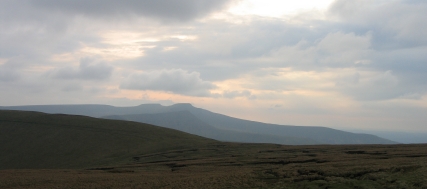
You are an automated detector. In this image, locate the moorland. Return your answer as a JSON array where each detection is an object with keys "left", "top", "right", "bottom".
[{"left": 0, "top": 110, "right": 426, "bottom": 188}]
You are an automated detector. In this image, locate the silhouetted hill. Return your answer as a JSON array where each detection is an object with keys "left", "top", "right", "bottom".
[
  {"left": 0, "top": 110, "right": 215, "bottom": 169},
  {"left": 0, "top": 104, "right": 397, "bottom": 145}
]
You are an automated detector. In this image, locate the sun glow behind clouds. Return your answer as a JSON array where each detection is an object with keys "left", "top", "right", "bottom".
[
  {"left": 0, "top": 58, "right": 8, "bottom": 65},
  {"left": 228, "top": 0, "right": 334, "bottom": 17}
]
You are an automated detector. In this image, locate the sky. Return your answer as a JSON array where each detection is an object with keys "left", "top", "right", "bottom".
[{"left": 1, "top": 0, "right": 426, "bottom": 133}]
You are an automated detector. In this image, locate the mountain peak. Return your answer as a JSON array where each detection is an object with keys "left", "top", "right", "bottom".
[
  {"left": 136, "top": 103, "right": 163, "bottom": 107},
  {"left": 168, "top": 103, "right": 195, "bottom": 111},
  {"left": 171, "top": 103, "right": 194, "bottom": 107}
]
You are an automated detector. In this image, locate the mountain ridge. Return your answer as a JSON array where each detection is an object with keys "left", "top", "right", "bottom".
[
  {"left": 103, "top": 110, "right": 320, "bottom": 145},
  {"left": 0, "top": 103, "right": 397, "bottom": 145}
]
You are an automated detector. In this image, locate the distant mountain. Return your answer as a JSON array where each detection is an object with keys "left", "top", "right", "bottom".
[
  {"left": 103, "top": 111, "right": 319, "bottom": 145},
  {"left": 0, "top": 110, "right": 215, "bottom": 169},
  {"left": 0, "top": 104, "right": 165, "bottom": 117},
  {"left": 148, "top": 104, "right": 397, "bottom": 144},
  {"left": 346, "top": 129, "right": 427, "bottom": 144},
  {"left": 0, "top": 103, "right": 397, "bottom": 145}
]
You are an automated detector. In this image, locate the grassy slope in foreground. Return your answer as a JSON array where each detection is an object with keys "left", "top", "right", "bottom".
[
  {"left": 1, "top": 144, "right": 426, "bottom": 188},
  {"left": 0, "top": 110, "right": 216, "bottom": 169}
]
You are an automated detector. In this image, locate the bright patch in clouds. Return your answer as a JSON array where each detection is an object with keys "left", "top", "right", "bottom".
[
  {"left": 0, "top": 58, "right": 8, "bottom": 65},
  {"left": 170, "top": 35, "right": 198, "bottom": 41},
  {"left": 228, "top": 0, "right": 335, "bottom": 17}
]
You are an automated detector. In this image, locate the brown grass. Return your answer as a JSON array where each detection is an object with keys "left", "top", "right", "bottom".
[{"left": 1, "top": 144, "right": 427, "bottom": 189}]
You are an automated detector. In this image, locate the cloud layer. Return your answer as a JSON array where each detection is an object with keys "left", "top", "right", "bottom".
[
  {"left": 50, "top": 58, "right": 113, "bottom": 80},
  {"left": 31, "top": 0, "right": 234, "bottom": 22},
  {"left": 1, "top": 0, "right": 426, "bottom": 133},
  {"left": 121, "top": 69, "right": 216, "bottom": 96}
]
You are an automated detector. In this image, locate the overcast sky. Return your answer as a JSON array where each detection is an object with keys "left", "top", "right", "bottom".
[{"left": 1, "top": 0, "right": 426, "bottom": 133}]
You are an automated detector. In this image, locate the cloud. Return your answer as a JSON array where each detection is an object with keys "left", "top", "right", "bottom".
[
  {"left": 336, "top": 70, "right": 406, "bottom": 101},
  {"left": 50, "top": 58, "right": 113, "bottom": 80},
  {"left": 61, "top": 83, "right": 83, "bottom": 92},
  {"left": 328, "top": 0, "right": 427, "bottom": 48},
  {"left": 269, "top": 31, "right": 373, "bottom": 69},
  {"left": 0, "top": 58, "right": 24, "bottom": 82},
  {"left": 30, "top": 0, "right": 234, "bottom": 22},
  {"left": 122, "top": 17, "right": 332, "bottom": 81},
  {"left": 222, "top": 90, "right": 256, "bottom": 99},
  {"left": 0, "top": 70, "right": 19, "bottom": 82},
  {"left": 120, "top": 69, "right": 216, "bottom": 96},
  {"left": 317, "top": 32, "right": 371, "bottom": 54},
  {"left": 335, "top": 72, "right": 360, "bottom": 86}
]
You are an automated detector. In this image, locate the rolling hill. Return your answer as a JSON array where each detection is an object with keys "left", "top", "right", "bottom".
[
  {"left": 0, "top": 103, "right": 396, "bottom": 145},
  {"left": 0, "top": 110, "right": 216, "bottom": 169}
]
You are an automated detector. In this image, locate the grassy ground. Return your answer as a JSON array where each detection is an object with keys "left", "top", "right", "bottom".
[
  {"left": 1, "top": 144, "right": 426, "bottom": 189},
  {"left": 1, "top": 110, "right": 426, "bottom": 188},
  {"left": 0, "top": 110, "right": 216, "bottom": 169}
]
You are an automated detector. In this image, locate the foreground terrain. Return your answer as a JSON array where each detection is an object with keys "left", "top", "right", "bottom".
[
  {"left": 1, "top": 144, "right": 426, "bottom": 188},
  {"left": 1, "top": 110, "right": 426, "bottom": 188}
]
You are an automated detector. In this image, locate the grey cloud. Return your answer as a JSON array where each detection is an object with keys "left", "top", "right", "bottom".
[
  {"left": 335, "top": 72, "right": 360, "bottom": 86},
  {"left": 371, "top": 47, "right": 427, "bottom": 75},
  {"left": 30, "top": 0, "right": 234, "bottom": 22},
  {"left": 329, "top": 0, "right": 427, "bottom": 49},
  {"left": 336, "top": 70, "right": 419, "bottom": 101},
  {"left": 120, "top": 69, "right": 216, "bottom": 97},
  {"left": 50, "top": 58, "right": 113, "bottom": 80},
  {"left": 0, "top": 58, "right": 26, "bottom": 82},
  {"left": 61, "top": 84, "right": 83, "bottom": 92},
  {"left": 124, "top": 18, "right": 329, "bottom": 81},
  {"left": 317, "top": 32, "right": 371, "bottom": 54},
  {"left": 269, "top": 31, "right": 373, "bottom": 69},
  {"left": 326, "top": 0, "right": 427, "bottom": 101},
  {"left": 222, "top": 90, "right": 256, "bottom": 99},
  {"left": 0, "top": 2, "right": 93, "bottom": 60},
  {"left": 1, "top": 0, "right": 426, "bottom": 105},
  {"left": 115, "top": 6, "right": 427, "bottom": 102},
  {"left": 274, "top": 104, "right": 282, "bottom": 108},
  {"left": 0, "top": 70, "right": 19, "bottom": 82}
]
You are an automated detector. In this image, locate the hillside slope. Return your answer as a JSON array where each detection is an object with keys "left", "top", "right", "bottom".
[
  {"left": 0, "top": 104, "right": 397, "bottom": 144},
  {"left": 103, "top": 111, "right": 320, "bottom": 145},
  {"left": 0, "top": 110, "right": 215, "bottom": 169},
  {"left": 148, "top": 104, "right": 397, "bottom": 144}
]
